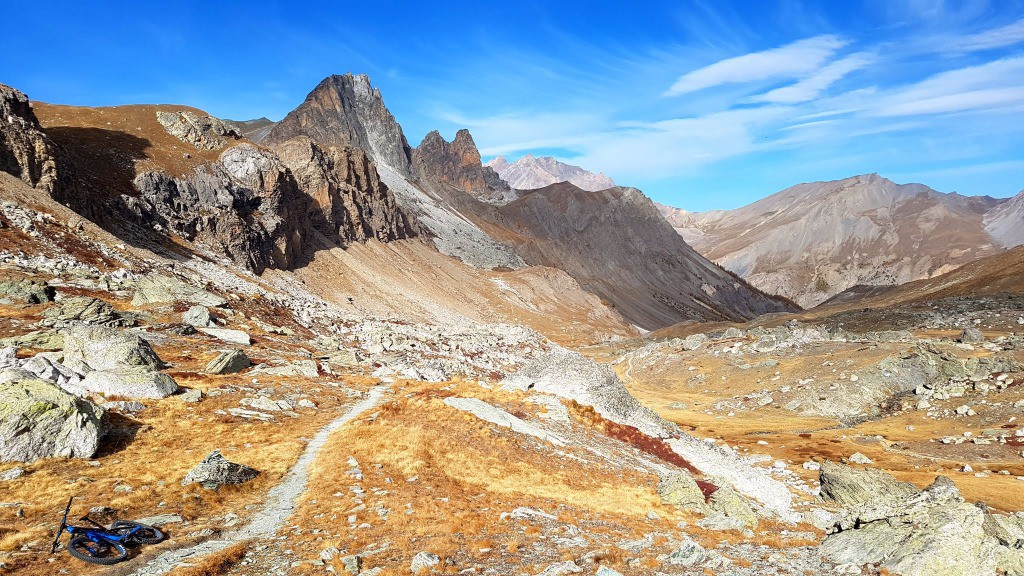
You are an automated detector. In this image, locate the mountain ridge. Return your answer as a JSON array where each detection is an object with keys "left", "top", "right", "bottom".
[
  {"left": 659, "top": 173, "right": 1020, "bottom": 307},
  {"left": 486, "top": 154, "right": 616, "bottom": 191}
]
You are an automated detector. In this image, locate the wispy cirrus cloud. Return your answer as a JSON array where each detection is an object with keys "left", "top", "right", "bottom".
[
  {"left": 663, "top": 35, "right": 848, "bottom": 96},
  {"left": 954, "top": 17, "right": 1024, "bottom": 52},
  {"left": 870, "top": 56, "right": 1024, "bottom": 116},
  {"left": 747, "top": 52, "right": 874, "bottom": 104}
]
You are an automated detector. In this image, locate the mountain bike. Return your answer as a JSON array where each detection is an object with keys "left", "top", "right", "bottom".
[{"left": 50, "top": 497, "right": 166, "bottom": 565}]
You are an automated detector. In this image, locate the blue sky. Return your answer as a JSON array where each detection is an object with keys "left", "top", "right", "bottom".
[{"left": 2, "top": 0, "right": 1023, "bottom": 210}]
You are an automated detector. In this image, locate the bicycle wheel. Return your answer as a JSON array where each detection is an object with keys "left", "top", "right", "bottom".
[
  {"left": 67, "top": 535, "right": 128, "bottom": 565},
  {"left": 111, "top": 520, "right": 166, "bottom": 545}
]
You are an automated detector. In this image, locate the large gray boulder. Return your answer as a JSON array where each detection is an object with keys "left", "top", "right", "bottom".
[
  {"left": 78, "top": 368, "right": 178, "bottom": 399},
  {"left": 40, "top": 296, "right": 125, "bottom": 328},
  {"left": 821, "top": 464, "right": 1019, "bottom": 576},
  {"left": 0, "top": 377, "right": 106, "bottom": 462},
  {"left": 61, "top": 325, "right": 178, "bottom": 398},
  {"left": 819, "top": 461, "right": 919, "bottom": 507},
  {"left": 181, "top": 450, "right": 258, "bottom": 489},
  {"left": 131, "top": 274, "right": 227, "bottom": 307},
  {"left": 62, "top": 325, "right": 163, "bottom": 372},
  {"left": 182, "top": 305, "right": 213, "bottom": 328},
  {"left": 204, "top": 349, "right": 250, "bottom": 375}
]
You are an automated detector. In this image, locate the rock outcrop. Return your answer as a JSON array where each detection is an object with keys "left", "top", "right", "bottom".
[
  {"left": 132, "top": 273, "right": 227, "bottom": 307},
  {"left": 156, "top": 110, "right": 241, "bottom": 150},
  {"left": 0, "top": 376, "right": 106, "bottom": 462},
  {"left": 820, "top": 462, "right": 1022, "bottom": 576},
  {"left": 275, "top": 136, "right": 416, "bottom": 244},
  {"left": 263, "top": 73, "right": 413, "bottom": 174},
  {"left": 485, "top": 154, "right": 616, "bottom": 192},
  {"left": 413, "top": 130, "right": 515, "bottom": 205},
  {"left": 0, "top": 278, "right": 54, "bottom": 304},
  {"left": 131, "top": 144, "right": 312, "bottom": 272},
  {"left": 0, "top": 83, "right": 69, "bottom": 197}
]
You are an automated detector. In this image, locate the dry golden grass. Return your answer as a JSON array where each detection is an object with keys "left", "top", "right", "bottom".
[{"left": 165, "top": 542, "right": 248, "bottom": 576}]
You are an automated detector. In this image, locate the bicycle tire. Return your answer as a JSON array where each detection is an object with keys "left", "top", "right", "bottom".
[
  {"left": 67, "top": 535, "right": 128, "bottom": 565},
  {"left": 110, "top": 520, "right": 166, "bottom": 545}
]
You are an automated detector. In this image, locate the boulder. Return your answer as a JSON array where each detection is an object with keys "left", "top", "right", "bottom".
[
  {"left": 181, "top": 450, "right": 258, "bottom": 489},
  {"left": 409, "top": 551, "right": 440, "bottom": 574},
  {"left": 40, "top": 296, "right": 124, "bottom": 327},
  {"left": 61, "top": 326, "right": 177, "bottom": 398},
  {"left": 658, "top": 472, "right": 707, "bottom": 509},
  {"left": 0, "top": 278, "right": 54, "bottom": 304},
  {"left": 958, "top": 327, "right": 985, "bottom": 344},
  {"left": 681, "top": 333, "right": 708, "bottom": 351},
  {"left": 0, "top": 377, "right": 106, "bottom": 462},
  {"left": 0, "top": 329, "right": 63, "bottom": 351},
  {"left": 198, "top": 327, "right": 251, "bottom": 346},
  {"left": 79, "top": 368, "right": 178, "bottom": 399},
  {"left": 0, "top": 346, "right": 16, "bottom": 369},
  {"left": 821, "top": 467, "right": 1017, "bottom": 576},
  {"left": 131, "top": 274, "right": 227, "bottom": 307},
  {"left": 820, "top": 461, "right": 919, "bottom": 508},
  {"left": 205, "top": 349, "right": 251, "bottom": 374},
  {"left": 62, "top": 325, "right": 164, "bottom": 373},
  {"left": 182, "top": 305, "right": 212, "bottom": 327}
]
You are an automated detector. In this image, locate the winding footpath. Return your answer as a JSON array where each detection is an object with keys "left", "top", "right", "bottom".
[{"left": 128, "top": 386, "right": 387, "bottom": 576}]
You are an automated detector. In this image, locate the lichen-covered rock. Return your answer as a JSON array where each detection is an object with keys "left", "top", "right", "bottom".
[
  {"left": 40, "top": 296, "right": 125, "bottom": 328},
  {"left": 78, "top": 368, "right": 178, "bottom": 399},
  {"left": 182, "top": 305, "right": 213, "bottom": 327},
  {"left": 275, "top": 136, "right": 415, "bottom": 245},
  {"left": 820, "top": 460, "right": 921, "bottom": 508},
  {"left": 0, "top": 278, "right": 54, "bottom": 304},
  {"left": 958, "top": 327, "right": 985, "bottom": 344},
  {"left": 821, "top": 467, "right": 1017, "bottom": 576},
  {"left": 156, "top": 110, "right": 241, "bottom": 150},
  {"left": 0, "top": 329, "right": 64, "bottom": 351},
  {"left": 131, "top": 274, "right": 226, "bottom": 307},
  {"left": 62, "top": 325, "right": 163, "bottom": 373},
  {"left": 198, "top": 327, "right": 250, "bottom": 346},
  {"left": 60, "top": 325, "right": 178, "bottom": 398},
  {"left": 204, "top": 349, "right": 251, "bottom": 375},
  {"left": 658, "top": 472, "right": 707, "bottom": 509},
  {"left": 0, "top": 377, "right": 106, "bottom": 462},
  {"left": 181, "top": 449, "right": 258, "bottom": 489}
]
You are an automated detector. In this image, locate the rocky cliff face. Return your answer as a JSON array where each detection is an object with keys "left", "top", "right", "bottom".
[
  {"left": 0, "top": 83, "right": 71, "bottom": 199},
  {"left": 413, "top": 130, "right": 516, "bottom": 205},
  {"left": 275, "top": 136, "right": 416, "bottom": 244},
  {"left": 486, "top": 154, "right": 616, "bottom": 191},
  {"left": 490, "top": 182, "right": 796, "bottom": 329},
  {"left": 985, "top": 189, "right": 1024, "bottom": 249},
  {"left": 664, "top": 174, "right": 1010, "bottom": 308},
  {"left": 262, "top": 74, "right": 413, "bottom": 174},
  {"left": 130, "top": 144, "right": 311, "bottom": 273}
]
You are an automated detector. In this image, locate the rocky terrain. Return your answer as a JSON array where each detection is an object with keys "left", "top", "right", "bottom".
[
  {"left": 0, "top": 72, "right": 1021, "bottom": 576},
  {"left": 660, "top": 174, "right": 1024, "bottom": 307},
  {"left": 486, "top": 154, "right": 616, "bottom": 192}
]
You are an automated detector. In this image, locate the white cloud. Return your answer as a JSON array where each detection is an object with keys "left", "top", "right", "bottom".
[
  {"left": 955, "top": 18, "right": 1024, "bottom": 51},
  {"left": 748, "top": 52, "right": 874, "bottom": 104},
  {"left": 871, "top": 56, "right": 1024, "bottom": 116},
  {"left": 664, "top": 35, "right": 848, "bottom": 96}
]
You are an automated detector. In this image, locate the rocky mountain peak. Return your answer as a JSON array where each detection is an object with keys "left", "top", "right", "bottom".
[
  {"left": 263, "top": 73, "right": 413, "bottom": 174},
  {"left": 412, "top": 128, "right": 514, "bottom": 205},
  {"left": 485, "top": 154, "right": 616, "bottom": 192}
]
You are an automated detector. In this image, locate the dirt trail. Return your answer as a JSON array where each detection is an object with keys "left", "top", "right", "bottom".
[{"left": 127, "top": 386, "right": 387, "bottom": 576}]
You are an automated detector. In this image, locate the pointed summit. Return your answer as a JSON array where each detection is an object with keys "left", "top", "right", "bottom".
[
  {"left": 413, "top": 128, "right": 515, "bottom": 204},
  {"left": 263, "top": 73, "right": 413, "bottom": 174}
]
